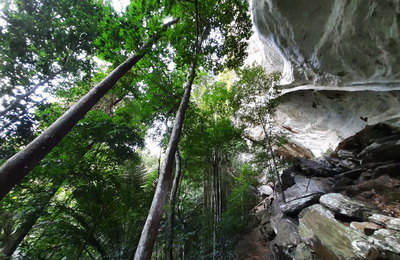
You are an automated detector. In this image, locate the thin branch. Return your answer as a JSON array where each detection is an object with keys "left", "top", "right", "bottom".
[{"left": 0, "top": 73, "right": 59, "bottom": 118}]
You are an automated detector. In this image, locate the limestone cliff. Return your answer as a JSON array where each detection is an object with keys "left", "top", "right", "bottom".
[{"left": 249, "top": 0, "right": 400, "bottom": 156}]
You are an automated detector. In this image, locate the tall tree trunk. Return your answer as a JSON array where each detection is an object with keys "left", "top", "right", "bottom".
[
  {"left": 133, "top": 61, "right": 197, "bottom": 260},
  {"left": 0, "top": 184, "right": 60, "bottom": 258},
  {"left": 212, "top": 153, "right": 219, "bottom": 260},
  {"left": 0, "top": 19, "right": 178, "bottom": 201},
  {"left": 166, "top": 150, "right": 182, "bottom": 260}
]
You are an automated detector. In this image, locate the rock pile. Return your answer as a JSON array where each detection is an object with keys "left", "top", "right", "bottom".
[{"left": 256, "top": 123, "right": 400, "bottom": 260}]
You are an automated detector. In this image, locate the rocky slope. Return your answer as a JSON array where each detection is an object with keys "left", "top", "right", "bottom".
[{"left": 248, "top": 123, "right": 400, "bottom": 260}]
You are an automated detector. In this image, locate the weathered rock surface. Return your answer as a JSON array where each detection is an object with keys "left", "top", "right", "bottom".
[
  {"left": 273, "top": 91, "right": 400, "bottom": 157},
  {"left": 258, "top": 185, "right": 274, "bottom": 196},
  {"left": 299, "top": 203, "right": 400, "bottom": 259},
  {"left": 292, "top": 158, "right": 333, "bottom": 177},
  {"left": 350, "top": 221, "right": 382, "bottom": 235},
  {"left": 246, "top": 0, "right": 400, "bottom": 257},
  {"left": 280, "top": 193, "right": 321, "bottom": 216},
  {"left": 284, "top": 175, "right": 331, "bottom": 200},
  {"left": 294, "top": 243, "right": 321, "bottom": 260},
  {"left": 280, "top": 169, "right": 297, "bottom": 191},
  {"left": 247, "top": 0, "right": 400, "bottom": 158},
  {"left": 359, "top": 138, "right": 400, "bottom": 163},
  {"left": 251, "top": 0, "right": 400, "bottom": 88},
  {"left": 320, "top": 193, "right": 381, "bottom": 220},
  {"left": 251, "top": 124, "right": 400, "bottom": 259},
  {"left": 369, "top": 214, "right": 400, "bottom": 231},
  {"left": 299, "top": 204, "right": 368, "bottom": 259},
  {"left": 270, "top": 216, "right": 301, "bottom": 259},
  {"left": 367, "top": 228, "right": 400, "bottom": 255},
  {"left": 375, "top": 163, "right": 400, "bottom": 176}
]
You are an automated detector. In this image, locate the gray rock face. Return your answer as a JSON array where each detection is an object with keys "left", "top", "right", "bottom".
[
  {"left": 319, "top": 193, "right": 381, "bottom": 220},
  {"left": 294, "top": 243, "right": 321, "bottom": 260},
  {"left": 273, "top": 91, "right": 400, "bottom": 157},
  {"left": 280, "top": 169, "right": 297, "bottom": 190},
  {"left": 284, "top": 175, "right": 331, "bottom": 200},
  {"left": 358, "top": 138, "right": 400, "bottom": 163},
  {"left": 244, "top": 34, "right": 284, "bottom": 74},
  {"left": 258, "top": 185, "right": 274, "bottom": 196},
  {"left": 369, "top": 214, "right": 400, "bottom": 231},
  {"left": 299, "top": 204, "right": 400, "bottom": 259},
  {"left": 375, "top": 163, "right": 400, "bottom": 176},
  {"left": 280, "top": 193, "right": 322, "bottom": 216},
  {"left": 298, "top": 204, "right": 367, "bottom": 259},
  {"left": 270, "top": 216, "right": 301, "bottom": 259},
  {"left": 248, "top": 1, "right": 400, "bottom": 157},
  {"left": 367, "top": 229, "right": 400, "bottom": 255},
  {"left": 251, "top": 0, "right": 400, "bottom": 89},
  {"left": 293, "top": 158, "right": 333, "bottom": 177},
  {"left": 350, "top": 221, "right": 382, "bottom": 235}
]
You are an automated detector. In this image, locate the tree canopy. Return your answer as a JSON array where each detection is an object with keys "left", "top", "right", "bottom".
[{"left": 0, "top": 0, "right": 287, "bottom": 259}]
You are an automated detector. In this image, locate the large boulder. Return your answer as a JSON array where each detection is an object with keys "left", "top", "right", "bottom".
[
  {"left": 292, "top": 158, "right": 333, "bottom": 177},
  {"left": 270, "top": 216, "right": 301, "bottom": 259},
  {"left": 319, "top": 193, "right": 381, "bottom": 220},
  {"left": 299, "top": 204, "right": 400, "bottom": 259},
  {"left": 280, "top": 192, "right": 322, "bottom": 216},
  {"left": 284, "top": 175, "right": 332, "bottom": 200},
  {"left": 299, "top": 204, "right": 368, "bottom": 259}
]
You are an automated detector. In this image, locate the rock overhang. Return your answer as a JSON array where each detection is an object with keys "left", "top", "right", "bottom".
[
  {"left": 251, "top": 0, "right": 400, "bottom": 90},
  {"left": 247, "top": 0, "right": 400, "bottom": 157}
]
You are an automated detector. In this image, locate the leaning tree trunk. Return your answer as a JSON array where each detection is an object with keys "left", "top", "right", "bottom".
[
  {"left": 0, "top": 19, "right": 178, "bottom": 201},
  {"left": 166, "top": 150, "right": 182, "bottom": 260},
  {"left": 0, "top": 184, "right": 60, "bottom": 259},
  {"left": 0, "top": 141, "right": 97, "bottom": 258},
  {"left": 134, "top": 61, "right": 197, "bottom": 260}
]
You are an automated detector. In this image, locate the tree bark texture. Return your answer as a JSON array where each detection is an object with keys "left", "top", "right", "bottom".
[
  {"left": 0, "top": 19, "right": 178, "bottom": 201},
  {"left": 166, "top": 150, "right": 182, "bottom": 260},
  {"left": 134, "top": 61, "right": 196, "bottom": 260}
]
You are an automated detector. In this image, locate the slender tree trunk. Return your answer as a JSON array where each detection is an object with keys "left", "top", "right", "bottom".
[
  {"left": 166, "top": 150, "right": 182, "bottom": 260},
  {"left": 203, "top": 169, "right": 211, "bottom": 209},
  {"left": 0, "top": 19, "right": 178, "bottom": 201},
  {"left": 133, "top": 61, "right": 197, "bottom": 260},
  {"left": 0, "top": 142, "right": 97, "bottom": 259},
  {"left": 0, "top": 185, "right": 60, "bottom": 258},
  {"left": 259, "top": 116, "right": 286, "bottom": 203},
  {"left": 212, "top": 154, "right": 219, "bottom": 260}
]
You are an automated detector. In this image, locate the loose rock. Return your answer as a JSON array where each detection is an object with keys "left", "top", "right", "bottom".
[
  {"left": 293, "top": 158, "right": 333, "bottom": 177},
  {"left": 299, "top": 204, "right": 366, "bottom": 259},
  {"left": 320, "top": 193, "right": 381, "bottom": 220},
  {"left": 280, "top": 192, "right": 322, "bottom": 216}
]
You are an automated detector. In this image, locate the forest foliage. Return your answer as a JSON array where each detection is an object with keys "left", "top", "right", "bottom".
[{"left": 0, "top": 0, "right": 282, "bottom": 259}]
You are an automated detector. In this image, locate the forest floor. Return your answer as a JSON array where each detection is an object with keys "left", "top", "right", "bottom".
[{"left": 235, "top": 227, "right": 273, "bottom": 259}]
